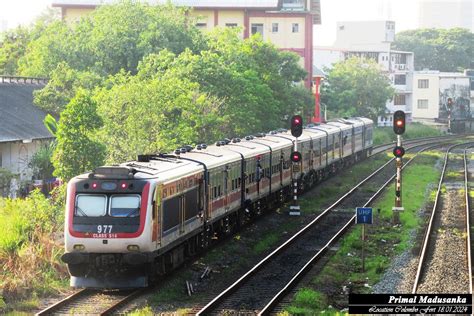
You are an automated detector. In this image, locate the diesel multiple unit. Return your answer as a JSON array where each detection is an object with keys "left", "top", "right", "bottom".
[{"left": 62, "top": 117, "right": 373, "bottom": 288}]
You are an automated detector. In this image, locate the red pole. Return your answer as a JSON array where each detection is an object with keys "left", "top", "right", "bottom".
[{"left": 312, "top": 77, "right": 322, "bottom": 123}]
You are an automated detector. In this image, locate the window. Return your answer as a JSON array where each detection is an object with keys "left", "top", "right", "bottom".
[
  {"left": 417, "top": 99, "right": 429, "bottom": 109},
  {"left": 272, "top": 23, "right": 279, "bottom": 32},
  {"left": 196, "top": 23, "right": 207, "bottom": 28},
  {"left": 75, "top": 195, "right": 107, "bottom": 217},
  {"left": 394, "top": 74, "right": 406, "bottom": 85},
  {"left": 292, "top": 23, "right": 299, "bottom": 33},
  {"left": 226, "top": 23, "right": 237, "bottom": 27},
  {"left": 418, "top": 79, "right": 429, "bottom": 89},
  {"left": 110, "top": 195, "right": 140, "bottom": 217},
  {"left": 394, "top": 94, "right": 406, "bottom": 105},
  {"left": 251, "top": 23, "right": 264, "bottom": 36}
]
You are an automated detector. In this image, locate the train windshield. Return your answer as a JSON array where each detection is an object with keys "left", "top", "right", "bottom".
[
  {"left": 75, "top": 194, "right": 107, "bottom": 217},
  {"left": 110, "top": 195, "right": 140, "bottom": 217}
]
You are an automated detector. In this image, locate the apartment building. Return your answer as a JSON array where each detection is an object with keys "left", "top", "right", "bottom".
[
  {"left": 412, "top": 71, "right": 471, "bottom": 123},
  {"left": 51, "top": 0, "right": 322, "bottom": 88},
  {"left": 314, "top": 21, "right": 415, "bottom": 126}
]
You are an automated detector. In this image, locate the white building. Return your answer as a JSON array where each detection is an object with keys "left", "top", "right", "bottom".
[
  {"left": 412, "top": 71, "right": 471, "bottom": 122},
  {"left": 418, "top": 0, "right": 473, "bottom": 32},
  {"left": 314, "top": 20, "right": 414, "bottom": 126}
]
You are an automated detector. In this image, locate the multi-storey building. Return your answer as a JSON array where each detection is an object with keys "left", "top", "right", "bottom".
[
  {"left": 313, "top": 20, "right": 415, "bottom": 126},
  {"left": 412, "top": 71, "right": 471, "bottom": 123},
  {"left": 51, "top": 0, "right": 321, "bottom": 88}
]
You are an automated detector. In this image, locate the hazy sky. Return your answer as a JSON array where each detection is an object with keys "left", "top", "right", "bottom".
[{"left": 0, "top": 0, "right": 448, "bottom": 44}]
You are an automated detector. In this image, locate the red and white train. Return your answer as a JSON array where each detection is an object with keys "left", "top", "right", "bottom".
[{"left": 62, "top": 117, "right": 373, "bottom": 288}]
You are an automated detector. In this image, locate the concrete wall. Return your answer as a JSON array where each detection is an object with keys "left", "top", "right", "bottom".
[
  {"left": 412, "top": 73, "right": 440, "bottom": 120},
  {"left": 0, "top": 139, "right": 50, "bottom": 181},
  {"left": 248, "top": 16, "right": 306, "bottom": 49},
  {"left": 334, "top": 21, "right": 395, "bottom": 50}
]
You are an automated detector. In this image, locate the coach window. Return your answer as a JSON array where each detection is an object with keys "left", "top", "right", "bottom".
[
  {"left": 75, "top": 194, "right": 107, "bottom": 217},
  {"left": 110, "top": 195, "right": 140, "bottom": 217}
]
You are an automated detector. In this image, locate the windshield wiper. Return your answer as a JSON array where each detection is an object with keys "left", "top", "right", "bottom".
[
  {"left": 124, "top": 208, "right": 139, "bottom": 217},
  {"left": 76, "top": 206, "right": 88, "bottom": 217}
]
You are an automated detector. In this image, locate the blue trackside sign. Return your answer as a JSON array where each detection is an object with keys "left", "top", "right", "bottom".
[{"left": 356, "top": 207, "right": 373, "bottom": 224}]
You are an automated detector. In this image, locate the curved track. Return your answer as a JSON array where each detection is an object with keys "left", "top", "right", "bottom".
[
  {"left": 412, "top": 142, "right": 474, "bottom": 294},
  {"left": 196, "top": 140, "right": 451, "bottom": 315}
]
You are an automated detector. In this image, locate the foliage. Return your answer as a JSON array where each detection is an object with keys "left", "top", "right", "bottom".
[
  {"left": 0, "top": 169, "right": 15, "bottom": 197},
  {"left": 0, "top": 8, "right": 60, "bottom": 75},
  {"left": 43, "top": 114, "right": 58, "bottom": 136},
  {"left": 321, "top": 57, "right": 395, "bottom": 121},
  {"left": 18, "top": 2, "right": 204, "bottom": 77},
  {"left": 96, "top": 71, "right": 225, "bottom": 163},
  {"left": 28, "top": 142, "right": 55, "bottom": 181},
  {"left": 373, "top": 122, "right": 443, "bottom": 145},
  {"left": 34, "top": 62, "right": 103, "bottom": 116},
  {"left": 393, "top": 28, "right": 474, "bottom": 72},
  {"left": 53, "top": 90, "right": 105, "bottom": 180},
  {"left": 0, "top": 187, "right": 68, "bottom": 312}
]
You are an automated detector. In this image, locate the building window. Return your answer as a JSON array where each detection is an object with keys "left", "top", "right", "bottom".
[
  {"left": 196, "top": 23, "right": 207, "bottom": 28},
  {"left": 394, "top": 94, "right": 406, "bottom": 105},
  {"left": 272, "top": 23, "right": 279, "bottom": 33},
  {"left": 225, "top": 23, "right": 238, "bottom": 27},
  {"left": 418, "top": 79, "right": 429, "bottom": 89},
  {"left": 417, "top": 99, "right": 429, "bottom": 109},
  {"left": 292, "top": 23, "right": 299, "bottom": 33},
  {"left": 251, "top": 23, "right": 264, "bottom": 36},
  {"left": 394, "top": 74, "right": 406, "bottom": 85}
]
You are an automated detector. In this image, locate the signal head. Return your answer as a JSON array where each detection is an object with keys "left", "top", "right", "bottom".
[
  {"left": 290, "top": 115, "right": 303, "bottom": 137},
  {"left": 393, "top": 146, "right": 405, "bottom": 158},
  {"left": 291, "top": 151, "right": 302, "bottom": 163},
  {"left": 393, "top": 110, "right": 406, "bottom": 135}
]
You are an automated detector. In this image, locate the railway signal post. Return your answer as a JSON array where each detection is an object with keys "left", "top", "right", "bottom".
[
  {"left": 392, "top": 110, "right": 405, "bottom": 224},
  {"left": 289, "top": 115, "right": 303, "bottom": 216}
]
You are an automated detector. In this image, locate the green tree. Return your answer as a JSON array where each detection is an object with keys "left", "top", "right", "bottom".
[
  {"left": 18, "top": 1, "right": 204, "bottom": 77},
  {"left": 96, "top": 72, "right": 224, "bottom": 163},
  {"left": 321, "top": 57, "right": 395, "bottom": 121},
  {"left": 393, "top": 28, "right": 474, "bottom": 71},
  {"left": 29, "top": 143, "right": 55, "bottom": 181},
  {"left": 53, "top": 90, "right": 105, "bottom": 180},
  {"left": 33, "top": 62, "right": 103, "bottom": 116}
]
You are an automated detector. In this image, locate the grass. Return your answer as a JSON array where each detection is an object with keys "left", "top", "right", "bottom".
[
  {"left": 285, "top": 151, "right": 441, "bottom": 314},
  {"left": 373, "top": 123, "right": 443, "bottom": 145},
  {"left": 0, "top": 187, "right": 69, "bottom": 314}
]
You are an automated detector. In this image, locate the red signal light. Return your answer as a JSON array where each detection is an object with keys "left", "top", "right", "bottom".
[
  {"left": 290, "top": 115, "right": 303, "bottom": 137},
  {"left": 393, "top": 146, "right": 405, "bottom": 158},
  {"left": 92, "top": 182, "right": 98, "bottom": 189},
  {"left": 291, "top": 151, "right": 302, "bottom": 163},
  {"left": 120, "top": 182, "right": 127, "bottom": 189},
  {"left": 393, "top": 111, "right": 406, "bottom": 135}
]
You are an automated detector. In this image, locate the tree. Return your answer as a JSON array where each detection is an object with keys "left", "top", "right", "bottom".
[
  {"left": 393, "top": 28, "right": 474, "bottom": 72},
  {"left": 321, "top": 57, "right": 395, "bottom": 121},
  {"left": 52, "top": 90, "right": 105, "bottom": 180},
  {"left": 29, "top": 143, "right": 55, "bottom": 181},
  {"left": 96, "top": 72, "right": 225, "bottom": 163},
  {"left": 18, "top": 1, "right": 204, "bottom": 77},
  {"left": 33, "top": 62, "right": 102, "bottom": 116}
]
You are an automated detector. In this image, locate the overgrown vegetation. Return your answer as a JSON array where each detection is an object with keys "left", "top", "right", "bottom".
[
  {"left": 286, "top": 152, "right": 441, "bottom": 314},
  {"left": 373, "top": 122, "right": 444, "bottom": 145},
  {"left": 0, "top": 186, "right": 68, "bottom": 313}
]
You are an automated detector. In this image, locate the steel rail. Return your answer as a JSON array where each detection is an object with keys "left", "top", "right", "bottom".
[
  {"left": 197, "top": 140, "right": 451, "bottom": 315},
  {"left": 99, "top": 289, "right": 144, "bottom": 316},
  {"left": 464, "top": 146, "right": 473, "bottom": 295},
  {"left": 258, "top": 142, "right": 444, "bottom": 315},
  {"left": 35, "top": 289, "right": 91, "bottom": 315},
  {"left": 412, "top": 142, "right": 474, "bottom": 294}
]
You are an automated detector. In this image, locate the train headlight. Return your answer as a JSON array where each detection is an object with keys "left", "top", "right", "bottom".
[
  {"left": 73, "top": 244, "right": 85, "bottom": 251},
  {"left": 127, "top": 245, "right": 140, "bottom": 252}
]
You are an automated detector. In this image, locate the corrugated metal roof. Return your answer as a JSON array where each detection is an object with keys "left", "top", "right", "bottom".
[
  {"left": 0, "top": 82, "right": 54, "bottom": 143},
  {"left": 52, "top": 0, "right": 280, "bottom": 8}
]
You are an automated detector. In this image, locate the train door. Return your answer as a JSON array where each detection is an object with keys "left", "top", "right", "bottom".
[
  {"left": 179, "top": 181, "right": 185, "bottom": 234},
  {"left": 351, "top": 126, "right": 355, "bottom": 154},
  {"left": 152, "top": 184, "right": 162, "bottom": 247},
  {"left": 224, "top": 165, "right": 230, "bottom": 210}
]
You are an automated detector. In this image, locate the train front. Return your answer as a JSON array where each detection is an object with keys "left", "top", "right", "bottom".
[{"left": 61, "top": 166, "right": 154, "bottom": 288}]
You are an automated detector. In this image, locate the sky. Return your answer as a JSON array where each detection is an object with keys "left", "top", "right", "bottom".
[{"left": 0, "top": 0, "right": 470, "bottom": 44}]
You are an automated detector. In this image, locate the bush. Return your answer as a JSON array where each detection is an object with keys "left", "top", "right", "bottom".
[{"left": 0, "top": 186, "right": 68, "bottom": 312}]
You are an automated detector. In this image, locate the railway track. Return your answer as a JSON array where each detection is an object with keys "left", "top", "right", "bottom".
[
  {"left": 35, "top": 288, "right": 143, "bottom": 315},
  {"left": 412, "top": 142, "right": 474, "bottom": 294},
  {"left": 195, "top": 140, "right": 453, "bottom": 315}
]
